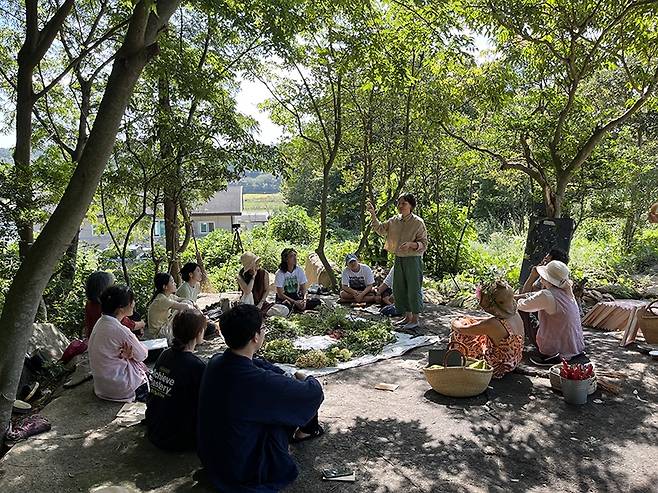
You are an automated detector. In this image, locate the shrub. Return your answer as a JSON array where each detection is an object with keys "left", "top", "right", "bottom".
[
  {"left": 624, "top": 228, "right": 658, "bottom": 273},
  {"left": 266, "top": 205, "right": 319, "bottom": 244}
]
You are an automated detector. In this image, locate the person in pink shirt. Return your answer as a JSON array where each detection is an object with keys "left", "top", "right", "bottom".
[
  {"left": 88, "top": 285, "right": 149, "bottom": 402},
  {"left": 516, "top": 260, "right": 585, "bottom": 366}
]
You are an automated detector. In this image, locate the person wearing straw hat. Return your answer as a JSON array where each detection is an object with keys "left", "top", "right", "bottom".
[
  {"left": 451, "top": 280, "right": 525, "bottom": 378},
  {"left": 517, "top": 260, "right": 585, "bottom": 365},
  {"left": 237, "top": 251, "right": 270, "bottom": 309}
]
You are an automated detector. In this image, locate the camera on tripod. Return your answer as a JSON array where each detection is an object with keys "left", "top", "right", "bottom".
[{"left": 230, "top": 223, "right": 243, "bottom": 253}]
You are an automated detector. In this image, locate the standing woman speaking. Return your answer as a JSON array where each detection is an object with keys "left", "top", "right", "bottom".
[{"left": 368, "top": 193, "right": 428, "bottom": 329}]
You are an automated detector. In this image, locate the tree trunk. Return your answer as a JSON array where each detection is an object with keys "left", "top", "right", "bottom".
[
  {"left": 14, "top": 63, "right": 36, "bottom": 260},
  {"left": 164, "top": 195, "right": 181, "bottom": 282},
  {"left": 0, "top": 0, "right": 181, "bottom": 443},
  {"left": 315, "top": 156, "right": 337, "bottom": 289}
]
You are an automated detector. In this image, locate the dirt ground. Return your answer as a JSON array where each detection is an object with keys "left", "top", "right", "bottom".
[{"left": 0, "top": 303, "right": 657, "bottom": 493}]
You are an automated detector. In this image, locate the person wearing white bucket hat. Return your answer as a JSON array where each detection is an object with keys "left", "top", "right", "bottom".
[
  {"left": 236, "top": 251, "right": 270, "bottom": 309},
  {"left": 517, "top": 260, "right": 585, "bottom": 365}
]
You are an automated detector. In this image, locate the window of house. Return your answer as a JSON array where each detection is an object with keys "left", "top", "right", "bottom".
[
  {"left": 200, "top": 222, "right": 215, "bottom": 234},
  {"left": 154, "top": 220, "right": 166, "bottom": 237}
]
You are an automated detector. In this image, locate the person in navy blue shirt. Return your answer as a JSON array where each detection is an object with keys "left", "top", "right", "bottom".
[
  {"left": 145, "top": 309, "right": 207, "bottom": 451},
  {"left": 197, "top": 304, "right": 324, "bottom": 493}
]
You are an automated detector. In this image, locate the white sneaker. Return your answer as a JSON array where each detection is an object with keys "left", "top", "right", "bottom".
[
  {"left": 394, "top": 318, "right": 409, "bottom": 326},
  {"left": 402, "top": 322, "right": 419, "bottom": 330}
]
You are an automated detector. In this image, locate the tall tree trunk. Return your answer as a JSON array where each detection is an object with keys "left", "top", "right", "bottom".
[
  {"left": 14, "top": 63, "right": 35, "bottom": 260},
  {"left": 315, "top": 157, "right": 337, "bottom": 289},
  {"left": 0, "top": 0, "right": 181, "bottom": 443},
  {"left": 164, "top": 195, "right": 181, "bottom": 282}
]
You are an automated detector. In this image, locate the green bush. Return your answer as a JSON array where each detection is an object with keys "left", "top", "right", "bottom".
[
  {"left": 470, "top": 231, "right": 525, "bottom": 283},
  {"left": 625, "top": 228, "right": 658, "bottom": 273},
  {"left": 423, "top": 202, "right": 477, "bottom": 277},
  {"left": 266, "top": 205, "right": 319, "bottom": 244}
]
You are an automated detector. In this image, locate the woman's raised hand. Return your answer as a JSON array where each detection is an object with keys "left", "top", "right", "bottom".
[{"left": 366, "top": 201, "right": 376, "bottom": 217}]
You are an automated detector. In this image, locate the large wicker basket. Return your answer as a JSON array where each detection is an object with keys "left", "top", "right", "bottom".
[
  {"left": 423, "top": 344, "right": 493, "bottom": 398},
  {"left": 638, "top": 301, "right": 658, "bottom": 345}
]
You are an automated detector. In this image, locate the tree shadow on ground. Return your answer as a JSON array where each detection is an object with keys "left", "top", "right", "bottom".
[{"left": 290, "top": 402, "right": 658, "bottom": 492}]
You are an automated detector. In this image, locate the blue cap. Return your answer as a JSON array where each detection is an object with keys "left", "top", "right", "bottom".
[{"left": 345, "top": 253, "right": 358, "bottom": 265}]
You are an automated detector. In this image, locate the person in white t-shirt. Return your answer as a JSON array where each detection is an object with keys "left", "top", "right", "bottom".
[
  {"left": 274, "top": 248, "right": 321, "bottom": 312},
  {"left": 339, "top": 254, "right": 377, "bottom": 304}
]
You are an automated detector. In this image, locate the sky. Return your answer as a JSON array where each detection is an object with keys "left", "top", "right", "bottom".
[{"left": 0, "top": 77, "right": 283, "bottom": 148}]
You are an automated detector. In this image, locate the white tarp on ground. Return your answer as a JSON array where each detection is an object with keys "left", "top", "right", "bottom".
[{"left": 277, "top": 332, "right": 441, "bottom": 377}]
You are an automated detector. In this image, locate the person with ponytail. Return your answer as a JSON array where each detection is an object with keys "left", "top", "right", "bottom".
[
  {"left": 88, "top": 286, "right": 149, "bottom": 402},
  {"left": 145, "top": 309, "right": 207, "bottom": 451},
  {"left": 147, "top": 273, "right": 194, "bottom": 341}
]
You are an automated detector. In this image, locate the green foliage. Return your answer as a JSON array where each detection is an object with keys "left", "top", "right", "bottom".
[
  {"left": 423, "top": 202, "right": 478, "bottom": 276},
  {"left": 624, "top": 228, "right": 658, "bottom": 274},
  {"left": 338, "top": 322, "right": 396, "bottom": 356},
  {"left": 266, "top": 206, "right": 319, "bottom": 245},
  {"left": 261, "top": 339, "right": 300, "bottom": 364}
]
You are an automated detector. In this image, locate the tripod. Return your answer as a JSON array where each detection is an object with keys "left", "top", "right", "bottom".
[{"left": 230, "top": 223, "right": 244, "bottom": 254}]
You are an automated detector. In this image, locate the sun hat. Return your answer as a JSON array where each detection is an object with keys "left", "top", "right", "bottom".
[
  {"left": 240, "top": 251, "right": 260, "bottom": 270},
  {"left": 345, "top": 253, "right": 358, "bottom": 265},
  {"left": 536, "top": 260, "right": 570, "bottom": 288},
  {"left": 477, "top": 280, "right": 517, "bottom": 318}
]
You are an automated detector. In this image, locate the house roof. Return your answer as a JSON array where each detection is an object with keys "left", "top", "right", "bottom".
[{"left": 191, "top": 185, "right": 243, "bottom": 216}]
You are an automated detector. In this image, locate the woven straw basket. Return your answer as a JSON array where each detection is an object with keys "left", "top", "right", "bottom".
[
  {"left": 423, "top": 343, "right": 493, "bottom": 398},
  {"left": 638, "top": 301, "right": 658, "bottom": 345}
]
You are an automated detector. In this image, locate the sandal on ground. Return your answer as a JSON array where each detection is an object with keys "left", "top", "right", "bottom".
[{"left": 291, "top": 425, "right": 324, "bottom": 444}]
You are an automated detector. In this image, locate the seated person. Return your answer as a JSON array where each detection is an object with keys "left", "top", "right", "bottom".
[
  {"left": 339, "top": 254, "right": 377, "bottom": 303},
  {"left": 88, "top": 285, "right": 148, "bottom": 402},
  {"left": 177, "top": 263, "right": 219, "bottom": 339},
  {"left": 274, "top": 248, "right": 321, "bottom": 312},
  {"left": 237, "top": 251, "right": 270, "bottom": 308},
  {"left": 198, "top": 304, "right": 324, "bottom": 492},
  {"left": 376, "top": 266, "right": 395, "bottom": 306},
  {"left": 517, "top": 248, "right": 569, "bottom": 345},
  {"left": 517, "top": 260, "right": 585, "bottom": 365},
  {"left": 147, "top": 273, "right": 193, "bottom": 341},
  {"left": 451, "top": 280, "right": 524, "bottom": 378},
  {"left": 84, "top": 271, "right": 145, "bottom": 338},
  {"left": 146, "top": 309, "right": 207, "bottom": 452},
  {"left": 176, "top": 262, "right": 203, "bottom": 303}
]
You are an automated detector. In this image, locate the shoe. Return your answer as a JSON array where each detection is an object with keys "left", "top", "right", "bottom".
[
  {"left": 12, "top": 400, "right": 31, "bottom": 414},
  {"left": 529, "top": 353, "right": 561, "bottom": 366},
  {"left": 394, "top": 319, "right": 409, "bottom": 326},
  {"left": 402, "top": 322, "right": 419, "bottom": 330}
]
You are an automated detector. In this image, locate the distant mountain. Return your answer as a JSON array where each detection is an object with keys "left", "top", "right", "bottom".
[{"left": 238, "top": 172, "right": 281, "bottom": 194}]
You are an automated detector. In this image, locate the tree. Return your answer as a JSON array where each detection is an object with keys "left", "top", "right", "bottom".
[
  {"left": 0, "top": 0, "right": 181, "bottom": 444},
  {"left": 438, "top": 0, "right": 658, "bottom": 218}
]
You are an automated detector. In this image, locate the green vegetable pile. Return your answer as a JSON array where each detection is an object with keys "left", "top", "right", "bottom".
[
  {"left": 261, "top": 339, "right": 301, "bottom": 364},
  {"left": 259, "top": 306, "right": 395, "bottom": 368}
]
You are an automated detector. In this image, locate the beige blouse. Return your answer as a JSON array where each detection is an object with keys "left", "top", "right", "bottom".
[{"left": 372, "top": 213, "right": 428, "bottom": 257}]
